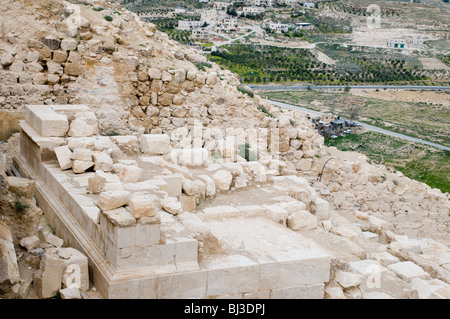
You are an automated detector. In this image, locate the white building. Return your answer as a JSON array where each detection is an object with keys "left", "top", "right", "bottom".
[
  {"left": 178, "top": 20, "right": 203, "bottom": 30},
  {"left": 213, "top": 2, "right": 231, "bottom": 10},
  {"left": 268, "top": 21, "right": 289, "bottom": 33},
  {"left": 387, "top": 38, "right": 406, "bottom": 49},
  {"left": 253, "top": 0, "right": 273, "bottom": 6},
  {"left": 303, "top": 2, "right": 315, "bottom": 8},
  {"left": 192, "top": 26, "right": 212, "bottom": 41},
  {"left": 201, "top": 9, "right": 219, "bottom": 25},
  {"left": 174, "top": 6, "right": 188, "bottom": 14},
  {"left": 216, "top": 16, "right": 238, "bottom": 31},
  {"left": 240, "top": 6, "right": 265, "bottom": 16}
]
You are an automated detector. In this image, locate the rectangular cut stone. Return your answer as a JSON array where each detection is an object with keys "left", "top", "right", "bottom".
[
  {"left": 25, "top": 105, "right": 69, "bottom": 137},
  {"left": 139, "top": 134, "right": 171, "bottom": 155},
  {"left": 180, "top": 194, "right": 196, "bottom": 213},
  {"left": 54, "top": 145, "right": 72, "bottom": 170},
  {"left": 157, "top": 175, "right": 182, "bottom": 198},
  {"left": 128, "top": 194, "right": 158, "bottom": 219},
  {"left": 135, "top": 221, "right": 160, "bottom": 246},
  {"left": 177, "top": 148, "right": 209, "bottom": 168},
  {"left": 205, "top": 255, "right": 260, "bottom": 297},
  {"left": 156, "top": 271, "right": 207, "bottom": 299},
  {"left": 203, "top": 206, "right": 240, "bottom": 219}
]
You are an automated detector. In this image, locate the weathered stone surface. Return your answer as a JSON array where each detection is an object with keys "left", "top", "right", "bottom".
[
  {"left": 60, "top": 287, "right": 81, "bottom": 299},
  {"left": 25, "top": 105, "right": 69, "bottom": 137},
  {"left": 33, "top": 254, "right": 65, "bottom": 299},
  {"left": 102, "top": 207, "right": 136, "bottom": 227},
  {"left": 72, "top": 160, "right": 94, "bottom": 174},
  {"left": 128, "top": 194, "right": 158, "bottom": 219},
  {"left": 61, "top": 39, "right": 78, "bottom": 51},
  {"left": 212, "top": 170, "right": 233, "bottom": 192},
  {"left": 160, "top": 196, "right": 183, "bottom": 215},
  {"left": 112, "top": 163, "right": 142, "bottom": 183},
  {"left": 88, "top": 175, "right": 106, "bottom": 195},
  {"left": 7, "top": 177, "right": 35, "bottom": 199},
  {"left": 97, "top": 190, "right": 131, "bottom": 211},
  {"left": 92, "top": 151, "right": 113, "bottom": 172},
  {"left": 287, "top": 210, "right": 318, "bottom": 231},
  {"left": 0, "top": 221, "right": 20, "bottom": 292},
  {"left": 19, "top": 235, "right": 40, "bottom": 252},
  {"left": 54, "top": 145, "right": 73, "bottom": 170},
  {"left": 387, "top": 261, "right": 430, "bottom": 281},
  {"left": 71, "top": 148, "right": 92, "bottom": 161},
  {"left": 335, "top": 271, "right": 362, "bottom": 289},
  {"left": 139, "top": 134, "right": 171, "bottom": 155}
]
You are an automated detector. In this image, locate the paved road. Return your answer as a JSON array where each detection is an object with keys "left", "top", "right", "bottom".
[
  {"left": 253, "top": 85, "right": 450, "bottom": 91},
  {"left": 265, "top": 99, "right": 450, "bottom": 151}
]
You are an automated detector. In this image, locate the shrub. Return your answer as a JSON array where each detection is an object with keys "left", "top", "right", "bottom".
[
  {"left": 104, "top": 15, "right": 113, "bottom": 22},
  {"left": 14, "top": 200, "right": 29, "bottom": 214}
]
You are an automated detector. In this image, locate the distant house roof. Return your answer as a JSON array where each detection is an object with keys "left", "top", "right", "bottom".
[{"left": 331, "top": 120, "right": 345, "bottom": 125}]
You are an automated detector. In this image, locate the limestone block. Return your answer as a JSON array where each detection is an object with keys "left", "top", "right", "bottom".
[
  {"left": 64, "top": 62, "right": 84, "bottom": 76},
  {"left": 68, "top": 118, "right": 98, "bottom": 137},
  {"left": 0, "top": 221, "right": 20, "bottom": 292},
  {"left": 157, "top": 174, "right": 182, "bottom": 198},
  {"left": 61, "top": 39, "right": 78, "bottom": 51},
  {"left": 38, "top": 230, "right": 64, "bottom": 248},
  {"left": 33, "top": 254, "right": 64, "bottom": 299},
  {"left": 53, "top": 50, "right": 68, "bottom": 63},
  {"left": 332, "top": 225, "right": 361, "bottom": 242},
  {"left": 112, "top": 163, "right": 142, "bottom": 183},
  {"left": 372, "top": 252, "right": 399, "bottom": 267},
  {"left": 54, "top": 145, "right": 73, "bottom": 170},
  {"left": 205, "top": 255, "right": 260, "bottom": 297},
  {"left": 236, "top": 205, "right": 266, "bottom": 218},
  {"left": 102, "top": 207, "right": 136, "bottom": 227},
  {"left": 139, "top": 134, "right": 171, "bottom": 155},
  {"left": 148, "top": 68, "right": 162, "bottom": 79},
  {"left": 325, "top": 286, "right": 346, "bottom": 299},
  {"left": 180, "top": 194, "right": 196, "bottom": 213},
  {"left": 83, "top": 206, "right": 100, "bottom": 223},
  {"left": 174, "top": 69, "right": 186, "bottom": 83},
  {"left": 71, "top": 148, "right": 92, "bottom": 161},
  {"left": 197, "top": 175, "right": 215, "bottom": 198},
  {"left": 51, "top": 248, "right": 89, "bottom": 291},
  {"left": 7, "top": 176, "right": 35, "bottom": 199},
  {"left": 313, "top": 197, "right": 330, "bottom": 220},
  {"left": 111, "top": 135, "right": 139, "bottom": 153},
  {"left": 212, "top": 170, "right": 232, "bottom": 192},
  {"left": 160, "top": 197, "right": 183, "bottom": 215},
  {"left": 177, "top": 148, "right": 208, "bottom": 168},
  {"left": 182, "top": 178, "right": 205, "bottom": 198},
  {"left": 264, "top": 205, "right": 289, "bottom": 225},
  {"left": 60, "top": 288, "right": 81, "bottom": 299},
  {"left": 97, "top": 190, "right": 131, "bottom": 211},
  {"left": 19, "top": 235, "right": 40, "bottom": 252},
  {"left": 92, "top": 151, "right": 113, "bottom": 172},
  {"left": 135, "top": 220, "right": 160, "bottom": 247},
  {"left": 203, "top": 206, "right": 240, "bottom": 220},
  {"left": 88, "top": 175, "right": 106, "bottom": 194},
  {"left": 335, "top": 271, "right": 362, "bottom": 289},
  {"left": 47, "top": 61, "right": 64, "bottom": 75},
  {"left": 287, "top": 210, "right": 318, "bottom": 231},
  {"left": 387, "top": 261, "right": 430, "bottom": 282},
  {"left": 128, "top": 194, "right": 158, "bottom": 219},
  {"left": 72, "top": 160, "right": 94, "bottom": 174},
  {"left": 25, "top": 105, "right": 69, "bottom": 137}
]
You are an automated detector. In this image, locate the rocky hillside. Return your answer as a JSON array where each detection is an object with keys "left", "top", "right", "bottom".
[{"left": 0, "top": 0, "right": 449, "bottom": 299}]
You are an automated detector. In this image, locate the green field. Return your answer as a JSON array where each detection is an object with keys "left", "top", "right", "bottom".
[
  {"left": 325, "top": 132, "right": 450, "bottom": 193},
  {"left": 264, "top": 90, "right": 450, "bottom": 147}
]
